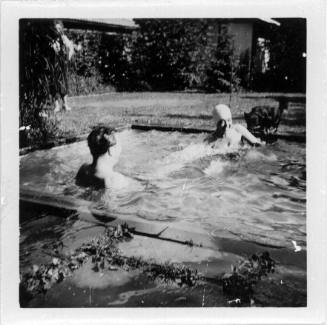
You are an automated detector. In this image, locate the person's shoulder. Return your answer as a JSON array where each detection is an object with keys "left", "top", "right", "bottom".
[
  {"left": 76, "top": 164, "right": 91, "bottom": 186},
  {"left": 76, "top": 163, "right": 91, "bottom": 176},
  {"left": 76, "top": 164, "right": 105, "bottom": 189}
]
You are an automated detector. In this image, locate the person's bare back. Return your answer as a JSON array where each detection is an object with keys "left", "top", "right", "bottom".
[{"left": 76, "top": 126, "right": 117, "bottom": 189}]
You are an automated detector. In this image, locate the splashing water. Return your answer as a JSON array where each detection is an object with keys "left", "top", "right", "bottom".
[
  {"left": 20, "top": 129, "right": 306, "bottom": 249},
  {"left": 204, "top": 159, "right": 229, "bottom": 176}
]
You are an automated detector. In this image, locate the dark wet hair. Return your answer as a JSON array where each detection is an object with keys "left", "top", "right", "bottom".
[
  {"left": 215, "top": 119, "right": 227, "bottom": 138},
  {"left": 87, "top": 126, "right": 115, "bottom": 159}
]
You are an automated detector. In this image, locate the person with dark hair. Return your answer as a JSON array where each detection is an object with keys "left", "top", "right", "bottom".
[{"left": 76, "top": 126, "right": 120, "bottom": 189}]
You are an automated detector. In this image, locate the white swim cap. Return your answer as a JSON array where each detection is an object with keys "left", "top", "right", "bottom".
[{"left": 212, "top": 104, "right": 232, "bottom": 123}]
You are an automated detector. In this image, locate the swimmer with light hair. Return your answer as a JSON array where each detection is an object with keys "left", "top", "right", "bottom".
[{"left": 205, "top": 104, "right": 262, "bottom": 147}]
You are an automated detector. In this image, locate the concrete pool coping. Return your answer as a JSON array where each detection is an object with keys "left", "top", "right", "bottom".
[
  {"left": 130, "top": 124, "right": 306, "bottom": 142},
  {"left": 19, "top": 123, "right": 306, "bottom": 155},
  {"left": 19, "top": 125, "right": 131, "bottom": 156}
]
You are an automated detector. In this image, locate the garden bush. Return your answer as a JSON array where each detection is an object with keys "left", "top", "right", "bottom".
[
  {"left": 128, "top": 19, "right": 241, "bottom": 92},
  {"left": 19, "top": 18, "right": 306, "bottom": 147},
  {"left": 19, "top": 19, "right": 66, "bottom": 147},
  {"left": 67, "top": 19, "right": 242, "bottom": 93}
]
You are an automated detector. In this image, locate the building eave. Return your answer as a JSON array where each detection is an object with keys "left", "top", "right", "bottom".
[{"left": 62, "top": 18, "right": 139, "bottom": 33}]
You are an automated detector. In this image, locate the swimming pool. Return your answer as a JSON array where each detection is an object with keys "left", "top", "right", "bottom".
[{"left": 20, "top": 129, "right": 306, "bottom": 251}]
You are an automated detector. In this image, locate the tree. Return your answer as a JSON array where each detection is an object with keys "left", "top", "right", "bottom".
[
  {"left": 204, "top": 24, "right": 240, "bottom": 92},
  {"left": 97, "top": 33, "right": 136, "bottom": 91},
  {"left": 19, "top": 19, "right": 67, "bottom": 146},
  {"left": 131, "top": 19, "right": 213, "bottom": 91}
]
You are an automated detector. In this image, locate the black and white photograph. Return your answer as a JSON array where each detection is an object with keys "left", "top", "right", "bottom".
[{"left": 0, "top": 0, "right": 326, "bottom": 323}]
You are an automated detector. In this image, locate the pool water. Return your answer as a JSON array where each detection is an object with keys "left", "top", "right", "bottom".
[
  {"left": 20, "top": 129, "right": 306, "bottom": 307},
  {"left": 20, "top": 129, "right": 306, "bottom": 250},
  {"left": 19, "top": 202, "right": 307, "bottom": 307}
]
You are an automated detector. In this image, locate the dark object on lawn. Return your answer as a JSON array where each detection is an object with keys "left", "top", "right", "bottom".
[{"left": 244, "top": 98, "right": 288, "bottom": 136}]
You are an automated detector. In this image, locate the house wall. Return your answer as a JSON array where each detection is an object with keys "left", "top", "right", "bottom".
[
  {"left": 205, "top": 20, "right": 253, "bottom": 58},
  {"left": 226, "top": 22, "right": 253, "bottom": 59},
  {"left": 227, "top": 22, "right": 254, "bottom": 87}
]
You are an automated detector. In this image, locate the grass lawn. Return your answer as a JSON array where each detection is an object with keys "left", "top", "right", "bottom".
[{"left": 56, "top": 92, "right": 306, "bottom": 138}]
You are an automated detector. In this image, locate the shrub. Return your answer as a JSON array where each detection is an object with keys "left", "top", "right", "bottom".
[
  {"left": 97, "top": 33, "right": 137, "bottom": 91},
  {"left": 19, "top": 19, "right": 67, "bottom": 147},
  {"left": 204, "top": 24, "right": 241, "bottom": 92},
  {"left": 65, "top": 29, "right": 106, "bottom": 95},
  {"left": 119, "top": 19, "right": 241, "bottom": 92}
]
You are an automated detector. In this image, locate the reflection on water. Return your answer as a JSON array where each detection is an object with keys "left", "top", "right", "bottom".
[{"left": 20, "top": 129, "right": 306, "bottom": 249}]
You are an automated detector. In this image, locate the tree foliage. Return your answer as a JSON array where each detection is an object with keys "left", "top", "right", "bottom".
[
  {"left": 65, "top": 29, "right": 114, "bottom": 95},
  {"left": 89, "top": 19, "right": 240, "bottom": 92},
  {"left": 97, "top": 33, "right": 137, "bottom": 91},
  {"left": 19, "top": 19, "right": 65, "bottom": 145},
  {"left": 204, "top": 24, "right": 241, "bottom": 92},
  {"left": 126, "top": 19, "right": 240, "bottom": 92}
]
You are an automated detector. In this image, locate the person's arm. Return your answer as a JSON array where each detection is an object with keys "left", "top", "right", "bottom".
[{"left": 234, "top": 124, "right": 262, "bottom": 146}]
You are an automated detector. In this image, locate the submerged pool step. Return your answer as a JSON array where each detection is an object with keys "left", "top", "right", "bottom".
[
  {"left": 20, "top": 187, "right": 306, "bottom": 272},
  {"left": 20, "top": 187, "right": 217, "bottom": 250},
  {"left": 20, "top": 188, "right": 90, "bottom": 213}
]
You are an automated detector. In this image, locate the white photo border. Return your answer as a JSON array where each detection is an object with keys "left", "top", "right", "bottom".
[{"left": 1, "top": 0, "right": 326, "bottom": 324}]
